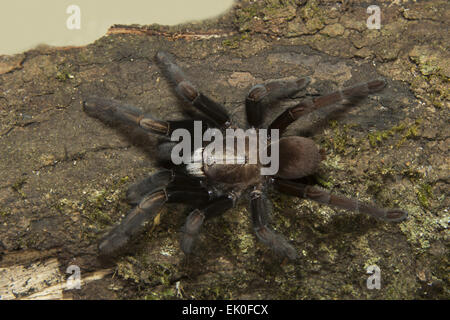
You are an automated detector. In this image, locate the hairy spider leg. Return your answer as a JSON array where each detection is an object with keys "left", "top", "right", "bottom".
[
  {"left": 268, "top": 79, "right": 387, "bottom": 134},
  {"left": 180, "top": 195, "right": 235, "bottom": 255},
  {"left": 98, "top": 172, "right": 211, "bottom": 256},
  {"left": 250, "top": 190, "right": 299, "bottom": 260},
  {"left": 155, "top": 51, "right": 231, "bottom": 128},
  {"left": 126, "top": 169, "right": 204, "bottom": 205},
  {"left": 274, "top": 179, "right": 408, "bottom": 222},
  {"left": 83, "top": 96, "right": 207, "bottom": 137},
  {"left": 126, "top": 169, "right": 173, "bottom": 205},
  {"left": 245, "top": 77, "right": 310, "bottom": 128}
]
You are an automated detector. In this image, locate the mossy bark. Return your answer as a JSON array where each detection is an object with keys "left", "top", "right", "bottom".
[{"left": 0, "top": 0, "right": 448, "bottom": 299}]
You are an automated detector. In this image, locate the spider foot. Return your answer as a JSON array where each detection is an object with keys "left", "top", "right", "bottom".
[
  {"left": 180, "top": 209, "right": 205, "bottom": 254},
  {"left": 255, "top": 226, "right": 299, "bottom": 261},
  {"left": 246, "top": 77, "right": 310, "bottom": 128},
  {"left": 383, "top": 209, "right": 408, "bottom": 222}
]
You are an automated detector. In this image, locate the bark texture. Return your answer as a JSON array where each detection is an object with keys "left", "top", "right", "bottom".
[{"left": 0, "top": 0, "right": 448, "bottom": 299}]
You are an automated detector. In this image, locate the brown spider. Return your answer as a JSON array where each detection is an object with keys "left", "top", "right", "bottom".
[{"left": 83, "top": 51, "right": 408, "bottom": 260}]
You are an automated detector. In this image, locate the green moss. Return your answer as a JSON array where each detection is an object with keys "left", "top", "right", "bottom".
[
  {"left": 117, "top": 254, "right": 177, "bottom": 290},
  {"left": 196, "top": 282, "right": 235, "bottom": 300},
  {"left": 262, "top": 0, "right": 297, "bottom": 20},
  {"left": 400, "top": 166, "right": 425, "bottom": 182},
  {"left": 300, "top": 0, "right": 323, "bottom": 20},
  {"left": 367, "top": 122, "right": 407, "bottom": 147},
  {"left": 429, "top": 90, "right": 444, "bottom": 109},
  {"left": 222, "top": 39, "right": 238, "bottom": 48},
  {"left": 85, "top": 208, "right": 113, "bottom": 225},
  {"left": 408, "top": 46, "right": 448, "bottom": 112},
  {"left": 318, "top": 242, "right": 338, "bottom": 263},
  {"left": 384, "top": 274, "right": 418, "bottom": 299},
  {"left": 144, "top": 287, "right": 177, "bottom": 300},
  {"left": 80, "top": 176, "right": 130, "bottom": 228},
  {"left": 222, "top": 34, "right": 250, "bottom": 49},
  {"left": 271, "top": 191, "right": 296, "bottom": 211},
  {"left": 234, "top": 3, "right": 261, "bottom": 30},
  {"left": 315, "top": 174, "right": 334, "bottom": 189},
  {"left": 364, "top": 256, "right": 381, "bottom": 270},
  {"left": 410, "top": 52, "right": 441, "bottom": 77},
  {"left": 56, "top": 64, "right": 74, "bottom": 82},
  {"left": 416, "top": 183, "right": 433, "bottom": 209},
  {"left": 116, "top": 257, "right": 141, "bottom": 283},
  {"left": 234, "top": 0, "right": 299, "bottom": 33},
  {"left": 299, "top": 0, "right": 326, "bottom": 32},
  {"left": 399, "top": 203, "right": 437, "bottom": 251},
  {"left": 365, "top": 120, "right": 422, "bottom": 148},
  {"left": 0, "top": 209, "right": 11, "bottom": 217},
  {"left": 396, "top": 119, "right": 421, "bottom": 147},
  {"left": 11, "top": 178, "right": 27, "bottom": 198},
  {"left": 368, "top": 130, "right": 392, "bottom": 147},
  {"left": 339, "top": 284, "right": 357, "bottom": 296},
  {"left": 325, "top": 120, "right": 358, "bottom": 155}
]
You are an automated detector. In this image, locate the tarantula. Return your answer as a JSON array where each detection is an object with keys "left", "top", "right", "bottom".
[{"left": 83, "top": 51, "right": 408, "bottom": 260}]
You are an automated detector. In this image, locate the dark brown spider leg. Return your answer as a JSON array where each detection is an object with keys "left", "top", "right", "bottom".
[
  {"left": 155, "top": 51, "right": 231, "bottom": 128},
  {"left": 250, "top": 190, "right": 299, "bottom": 260},
  {"left": 126, "top": 170, "right": 172, "bottom": 205},
  {"left": 246, "top": 77, "right": 310, "bottom": 128},
  {"left": 126, "top": 169, "right": 203, "bottom": 205},
  {"left": 98, "top": 189, "right": 167, "bottom": 256},
  {"left": 83, "top": 96, "right": 207, "bottom": 136},
  {"left": 99, "top": 185, "right": 211, "bottom": 256},
  {"left": 274, "top": 179, "right": 408, "bottom": 222},
  {"left": 268, "top": 79, "right": 387, "bottom": 134},
  {"left": 180, "top": 195, "right": 234, "bottom": 255},
  {"left": 157, "top": 141, "right": 179, "bottom": 162}
]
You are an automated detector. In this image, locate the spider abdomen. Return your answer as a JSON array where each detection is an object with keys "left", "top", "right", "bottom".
[{"left": 275, "top": 136, "right": 321, "bottom": 179}]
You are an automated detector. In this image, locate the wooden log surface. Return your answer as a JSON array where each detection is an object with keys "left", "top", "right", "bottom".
[{"left": 0, "top": 1, "right": 448, "bottom": 299}]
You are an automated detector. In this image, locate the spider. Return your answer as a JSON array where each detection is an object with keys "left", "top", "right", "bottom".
[{"left": 83, "top": 51, "right": 408, "bottom": 260}]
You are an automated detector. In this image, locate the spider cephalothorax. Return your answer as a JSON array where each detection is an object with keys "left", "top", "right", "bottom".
[{"left": 83, "top": 51, "right": 407, "bottom": 260}]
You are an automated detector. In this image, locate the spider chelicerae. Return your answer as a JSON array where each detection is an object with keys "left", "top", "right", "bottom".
[{"left": 83, "top": 51, "right": 408, "bottom": 260}]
